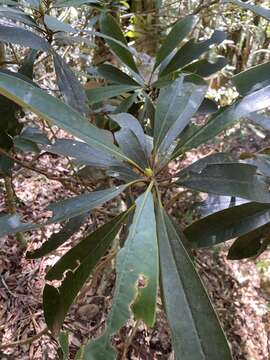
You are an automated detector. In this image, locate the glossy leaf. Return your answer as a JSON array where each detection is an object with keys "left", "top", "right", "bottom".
[
  {"left": 53, "top": 53, "right": 88, "bottom": 114},
  {"left": 26, "top": 214, "right": 87, "bottom": 259},
  {"left": 0, "top": 24, "right": 50, "bottom": 52},
  {"left": 160, "top": 31, "right": 226, "bottom": 76},
  {"left": 183, "top": 57, "right": 227, "bottom": 77},
  {"left": 53, "top": 0, "right": 100, "bottom": 6},
  {"left": 196, "top": 98, "right": 218, "bottom": 115},
  {"left": 0, "top": 6, "right": 39, "bottom": 29},
  {"left": 154, "top": 76, "right": 206, "bottom": 160},
  {"left": 156, "top": 205, "right": 232, "bottom": 360},
  {"left": 82, "top": 187, "right": 158, "bottom": 360},
  {"left": 246, "top": 112, "right": 270, "bottom": 131},
  {"left": 154, "top": 15, "right": 195, "bottom": 70},
  {"left": 227, "top": 0, "right": 270, "bottom": 21},
  {"left": 43, "top": 210, "right": 129, "bottom": 334},
  {"left": 184, "top": 202, "right": 270, "bottom": 248},
  {"left": 0, "top": 213, "right": 38, "bottom": 237},
  {"left": 45, "top": 139, "right": 116, "bottom": 168},
  {"left": 176, "top": 163, "right": 270, "bottom": 202},
  {"left": 100, "top": 13, "right": 139, "bottom": 74},
  {"left": 0, "top": 72, "right": 132, "bottom": 163},
  {"left": 48, "top": 185, "right": 127, "bottom": 223},
  {"left": 86, "top": 84, "right": 140, "bottom": 105},
  {"left": 96, "top": 64, "right": 140, "bottom": 85},
  {"left": 175, "top": 84, "right": 270, "bottom": 155},
  {"left": 44, "top": 14, "right": 76, "bottom": 33},
  {"left": 227, "top": 224, "right": 270, "bottom": 260},
  {"left": 232, "top": 61, "right": 270, "bottom": 96}
]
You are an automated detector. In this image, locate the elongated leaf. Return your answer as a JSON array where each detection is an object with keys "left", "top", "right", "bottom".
[
  {"left": 228, "top": 224, "right": 270, "bottom": 260},
  {"left": 176, "top": 163, "right": 270, "bottom": 202},
  {"left": 43, "top": 210, "right": 129, "bottom": 335},
  {"left": 53, "top": 54, "right": 88, "bottom": 114},
  {"left": 44, "top": 14, "right": 76, "bottom": 33},
  {"left": 176, "top": 152, "right": 236, "bottom": 177},
  {"left": 246, "top": 112, "right": 270, "bottom": 131},
  {"left": 48, "top": 185, "right": 127, "bottom": 223},
  {"left": 45, "top": 139, "right": 116, "bottom": 168},
  {"left": 232, "top": 61, "right": 270, "bottom": 96},
  {"left": 226, "top": 0, "right": 270, "bottom": 21},
  {"left": 183, "top": 57, "right": 227, "bottom": 77},
  {"left": 154, "top": 77, "right": 206, "bottom": 160},
  {"left": 100, "top": 13, "right": 139, "bottom": 74},
  {"left": 53, "top": 0, "right": 100, "bottom": 7},
  {"left": 0, "top": 72, "right": 132, "bottom": 163},
  {"left": 184, "top": 202, "right": 270, "bottom": 248},
  {"left": 160, "top": 31, "right": 226, "bottom": 76},
  {"left": 0, "top": 24, "right": 50, "bottom": 52},
  {"left": 154, "top": 15, "right": 195, "bottom": 70},
  {"left": 58, "top": 332, "right": 69, "bottom": 359},
  {"left": 156, "top": 205, "right": 232, "bottom": 360},
  {"left": 243, "top": 153, "right": 270, "bottom": 176},
  {"left": 196, "top": 98, "right": 218, "bottom": 115},
  {"left": 0, "top": 6, "right": 40, "bottom": 29},
  {"left": 0, "top": 213, "right": 38, "bottom": 237},
  {"left": 175, "top": 84, "right": 270, "bottom": 155},
  {"left": 96, "top": 64, "right": 140, "bottom": 85},
  {"left": 86, "top": 84, "right": 140, "bottom": 105},
  {"left": 26, "top": 214, "right": 87, "bottom": 259},
  {"left": 82, "top": 187, "right": 158, "bottom": 360}
]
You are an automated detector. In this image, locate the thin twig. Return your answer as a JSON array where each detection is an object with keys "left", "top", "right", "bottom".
[{"left": 0, "top": 327, "right": 48, "bottom": 349}]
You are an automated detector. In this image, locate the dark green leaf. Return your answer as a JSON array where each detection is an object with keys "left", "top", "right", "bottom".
[
  {"left": 0, "top": 72, "right": 132, "bottom": 163},
  {"left": 58, "top": 332, "right": 69, "bottom": 359},
  {"left": 0, "top": 24, "right": 50, "bottom": 52},
  {"left": 183, "top": 57, "right": 227, "bottom": 77},
  {"left": 232, "top": 61, "right": 270, "bottom": 96},
  {"left": 156, "top": 205, "right": 232, "bottom": 360},
  {"left": 48, "top": 185, "right": 127, "bottom": 223},
  {"left": 184, "top": 202, "right": 270, "bottom": 248},
  {"left": 26, "top": 214, "right": 87, "bottom": 259},
  {"left": 154, "top": 15, "right": 195, "bottom": 70},
  {"left": 83, "top": 187, "right": 158, "bottom": 359},
  {"left": 0, "top": 6, "right": 40, "bottom": 29},
  {"left": 100, "top": 13, "right": 139, "bottom": 74},
  {"left": 44, "top": 210, "right": 130, "bottom": 335},
  {"left": 196, "top": 98, "right": 218, "bottom": 115},
  {"left": 175, "top": 84, "right": 270, "bottom": 155},
  {"left": 176, "top": 163, "right": 270, "bottom": 202},
  {"left": 154, "top": 76, "right": 206, "bottom": 161},
  {"left": 86, "top": 84, "right": 140, "bottom": 105},
  {"left": 227, "top": 225, "right": 270, "bottom": 260},
  {"left": 97, "top": 64, "right": 140, "bottom": 85},
  {"left": 53, "top": 53, "right": 88, "bottom": 114},
  {"left": 160, "top": 31, "right": 226, "bottom": 76},
  {"left": 53, "top": 0, "right": 100, "bottom": 7}
]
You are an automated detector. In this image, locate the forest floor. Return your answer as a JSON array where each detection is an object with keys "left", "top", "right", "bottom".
[{"left": 0, "top": 122, "right": 270, "bottom": 360}]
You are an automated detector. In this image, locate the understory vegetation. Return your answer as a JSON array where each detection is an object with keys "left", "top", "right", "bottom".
[{"left": 0, "top": 0, "right": 270, "bottom": 359}]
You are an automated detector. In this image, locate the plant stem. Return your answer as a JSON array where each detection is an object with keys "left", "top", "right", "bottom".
[{"left": 4, "top": 176, "right": 27, "bottom": 249}]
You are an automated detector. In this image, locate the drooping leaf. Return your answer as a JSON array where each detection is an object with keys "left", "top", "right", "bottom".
[
  {"left": 0, "top": 24, "right": 50, "bottom": 52},
  {"left": 0, "top": 6, "right": 40, "bottom": 29},
  {"left": 45, "top": 139, "right": 117, "bottom": 168},
  {"left": 86, "top": 84, "right": 140, "bottom": 105},
  {"left": 0, "top": 213, "right": 38, "bottom": 237},
  {"left": 156, "top": 205, "right": 232, "bottom": 360},
  {"left": 232, "top": 61, "right": 270, "bottom": 96},
  {"left": 160, "top": 30, "right": 226, "bottom": 76},
  {"left": 154, "top": 76, "right": 206, "bottom": 161},
  {"left": 44, "top": 14, "right": 76, "bottom": 33},
  {"left": 184, "top": 202, "right": 270, "bottom": 248},
  {"left": 43, "top": 210, "right": 129, "bottom": 335},
  {"left": 82, "top": 187, "right": 158, "bottom": 360},
  {"left": 245, "top": 112, "right": 270, "bottom": 131},
  {"left": 26, "top": 214, "right": 87, "bottom": 259},
  {"left": 183, "top": 57, "right": 227, "bottom": 77},
  {"left": 48, "top": 185, "right": 127, "bottom": 223},
  {"left": 96, "top": 64, "right": 140, "bottom": 85},
  {"left": 175, "top": 84, "right": 270, "bottom": 155},
  {"left": 154, "top": 15, "right": 195, "bottom": 70},
  {"left": 0, "top": 72, "right": 133, "bottom": 163},
  {"left": 226, "top": 0, "right": 270, "bottom": 21},
  {"left": 100, "top": 13, "right": 139, "bottom": 74},
  {"left": 176, "top": 163, "right": 270, "bottom": 203}
]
